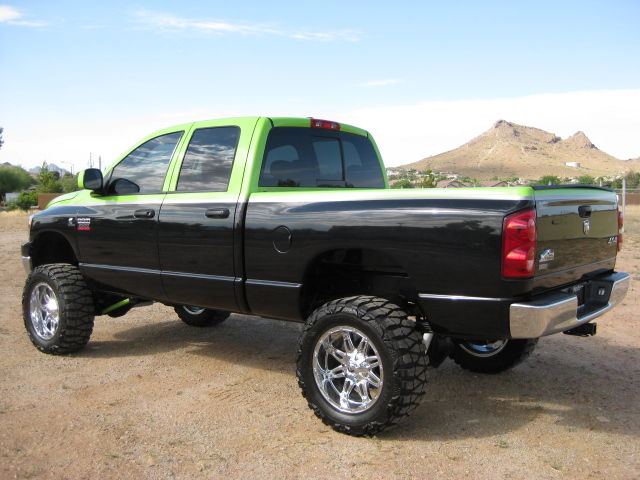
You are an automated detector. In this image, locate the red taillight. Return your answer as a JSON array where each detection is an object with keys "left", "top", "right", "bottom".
[
  {"left": 618, "top": 209, "right": 624, "bottom": 252},
  {"left": 502, "top": 208, "right": 537, "bottom": 278},
  {"left": 310, "top": 118, "right": 340, "bottom": 130}
]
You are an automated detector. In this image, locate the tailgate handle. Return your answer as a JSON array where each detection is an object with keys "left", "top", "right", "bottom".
[
  {"left": 578, "top": 206, "right": 592, "bottom": 218},
  {"left": 205, "top": 208, "right": 230, "bottom": 219}
]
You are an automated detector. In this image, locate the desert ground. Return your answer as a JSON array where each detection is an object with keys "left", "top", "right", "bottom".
[{"left": 0, "top": 208, "right": 638, "bottom": 480}]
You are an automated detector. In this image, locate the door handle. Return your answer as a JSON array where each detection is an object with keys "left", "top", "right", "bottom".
[
  {"left": 134, "top": 208, "right": 155, "bottom": 219},
  {"left": 205, "top": 208, "right": 230, "bottom": 219}
]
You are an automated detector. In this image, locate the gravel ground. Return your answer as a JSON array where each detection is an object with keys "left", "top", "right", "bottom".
[{"left": 0, "top": 210, "right": 638, "bottom": 480}]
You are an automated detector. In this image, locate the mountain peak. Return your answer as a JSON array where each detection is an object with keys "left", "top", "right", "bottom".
[{"left": 563, "top": 131, "right": 595, "bottom": 149}]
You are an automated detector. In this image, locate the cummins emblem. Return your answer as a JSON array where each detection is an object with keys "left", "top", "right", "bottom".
[
  {"left": 583, "top": 219, "right": 590, "bottom": 235},
  {"left": 539, "top": 248, "right": 555, "bottom": 263}
]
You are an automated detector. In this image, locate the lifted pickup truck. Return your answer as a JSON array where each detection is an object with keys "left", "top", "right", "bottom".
[{"left": 21, "top": 117, "right": 629, "bottom": 436}]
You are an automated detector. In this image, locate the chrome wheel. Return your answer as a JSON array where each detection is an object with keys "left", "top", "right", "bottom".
[
  {"left": 29, "top": 283, "right": 59, "bottom": 340},
  {"left": 312, "top": 326, "right": 384, "bottom": 414},
  {"left": 458, "top": 339, "right": 508, "bottom": 357},
  {"left": 182, "top": 305, "right": 205, "bottom": 315}
]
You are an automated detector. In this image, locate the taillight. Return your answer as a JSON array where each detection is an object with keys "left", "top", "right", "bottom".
[
  {"left": 618, "top": 209, "right": 624, "bottom": 252},
  {"left": 502, "top": 208, "right": 537, "bottom": 278},
  {"left": 310, "top": 118, "right": 340, "bottom": 130}
]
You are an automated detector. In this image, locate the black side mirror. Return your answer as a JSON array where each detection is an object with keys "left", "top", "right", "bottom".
[{"left": 79, "top": 168, "right": 103, "bottom": 192}]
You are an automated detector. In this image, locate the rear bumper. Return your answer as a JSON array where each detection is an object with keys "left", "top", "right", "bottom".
[
  {"left": 417, "top": 271, "right": 630, "bottom": 339},
  {"left": 509, "top": 272, "right": 630, "bottom": 338}
]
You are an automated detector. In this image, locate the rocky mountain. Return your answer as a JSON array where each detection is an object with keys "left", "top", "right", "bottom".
[
  {"left": 400, "top": 120, "right": 636, "bottom": 179},
  {"left": 27, "top": 163, "right": 70, "bottom": 175}
]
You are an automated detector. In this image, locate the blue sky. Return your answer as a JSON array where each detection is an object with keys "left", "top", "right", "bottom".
[{"left": 1, "top": 1, "right": 639, "bottom": 169}]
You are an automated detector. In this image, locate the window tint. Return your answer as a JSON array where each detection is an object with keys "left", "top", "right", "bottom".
[
  {"left": 177, "top": 127, "right": 240, "bottom": 192},
  {"left": 313, "top": 138, "right": 342, "bottom": 181},
  {"left": 109, "top": 131, "right": 182, "bottom": 194},
  {"left": 259, "top": 127, "right": 384, "bottom": 188}
]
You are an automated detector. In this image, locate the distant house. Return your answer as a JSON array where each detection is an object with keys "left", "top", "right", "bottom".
[
  {"left": 436, "top": 179, "right": 467, "bottom": 188},
  {"left": 479, "top": 180, "right": 508, "bottom": 187}
]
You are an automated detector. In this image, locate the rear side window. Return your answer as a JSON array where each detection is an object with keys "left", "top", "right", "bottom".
[
  {"left": 177, "top": 126, "right": 240, "bottom": 192},
  {"left": 259, "top": 127, "right": 384, "bottom": 188},
  {"left": 109, "top": 131, "right": 183, "bottom": 194}
]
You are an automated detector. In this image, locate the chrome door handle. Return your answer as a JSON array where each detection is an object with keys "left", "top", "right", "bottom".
[{"left": 134, "top": 208, "right": 155, "bottom": 219}]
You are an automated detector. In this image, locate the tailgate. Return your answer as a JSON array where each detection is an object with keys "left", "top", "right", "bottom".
[{"left": 534, "top": 186, "right": 619, "bottom": 283}]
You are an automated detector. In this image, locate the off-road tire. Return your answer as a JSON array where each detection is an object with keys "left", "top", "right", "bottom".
[
  {"left": 450, "top": 338, "right": 538, "bottom": 374},
  {"left": 174, "top": 306, "right": 230, "bottom": 327},
  {"left": 22, "top": 263, "right": 95, "bottom": 354},
  {"left": 296, "top": 295, "right": 428, "bottom": 436}
]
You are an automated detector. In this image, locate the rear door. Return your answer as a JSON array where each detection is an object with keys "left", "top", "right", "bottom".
[
  {"left": 534, "top": 186, "right": 619, "bottom": 284},
  {"left": 157, "top": 118, "right": 257, "bottom": 310},
  {"left": 76, "top": 129, "right": 186, "bottom": 299}
]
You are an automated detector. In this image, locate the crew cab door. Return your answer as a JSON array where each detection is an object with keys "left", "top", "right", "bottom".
[
  {"left": 157, "top": 118, "right": 256, "bottom": 310},
  {"left": 76, "top": 130, "right": 186, "bottom": 299}
]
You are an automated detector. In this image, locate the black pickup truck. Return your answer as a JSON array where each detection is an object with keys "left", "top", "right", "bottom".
[{"left": 21, "top": 116, "right": 629, "bottom": 436}]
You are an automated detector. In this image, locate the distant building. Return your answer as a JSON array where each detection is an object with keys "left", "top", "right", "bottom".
[
  {"left": 479, "top": 180, "right": 508, "bottom": 187},
  {"left": 565, "top": 162, "right": 581, "bottom": 168},
  {"left": 436, "top": 179, "right": 467, "bottom": 188}
]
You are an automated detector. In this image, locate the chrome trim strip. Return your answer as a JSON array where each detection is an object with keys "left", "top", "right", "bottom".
[
  {"left": 510, "top": 272, "right": 630, "bottom": 338},
  {"left": 79, "top": 263, "right": 158, "bottom": 275},
  {"left": 79, "top": 263, "right": 237, "bottom": 283},
  {"left": 419, "top": 293, "right": 508, "bottom": 302},
  {"left": 245, "top": 279, "right": 302, "bottom": 289},
  {"left": 162, "top": 271, "right": 237, "bottom": 283},
  {"left": 22, "top": 256, "right": 32, "bottom": 274}
]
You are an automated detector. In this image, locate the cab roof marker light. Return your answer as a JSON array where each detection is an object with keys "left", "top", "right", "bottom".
[{"left": 310, "top": 118, "right": 340, "bottom": 131}]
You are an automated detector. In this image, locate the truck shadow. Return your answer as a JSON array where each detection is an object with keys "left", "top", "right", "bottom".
[{"left": 80, "top": 312, "right": 639, "bottom": 441}]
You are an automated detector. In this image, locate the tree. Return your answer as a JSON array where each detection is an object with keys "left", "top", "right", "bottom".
[
  {"left": 576, "top": 175, "right": 596, "bottom": 185},
  {"left": 0, "top": 165, "right": 34, "bottom": 203},
  {"left": 532, "top": 175, "right": 561, "bottom": 186},
  {"left": 624, "top": 170, "right": 640, "bottom": 188},
  {"left": 419, "top": 169, "right": 440, "bottom": 188},
  {"left": 36, "top": 163, "right": 63, "bottom": 193},
  {"left": 391, "top": 179, "right": 414, "bottom": 189},
  {"left": 59, "top": 173, "right": 79, "bottom": 193}
]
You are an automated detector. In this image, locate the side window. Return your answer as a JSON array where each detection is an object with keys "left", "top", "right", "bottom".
[
  {"left": 177, "top": 126, "right": 240, "bottom": 192},
  {"left": 108, "top": 131, "right": 183, "bottom": 194},
  {"left": 259, "top": 127, "right": 385, "bottom": 188}
]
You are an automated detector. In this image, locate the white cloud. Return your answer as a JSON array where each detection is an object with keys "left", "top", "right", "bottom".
[
  {"left": 358, "top": 79, "right": 403, "bottom": 87},
  {"left": 337, "top": 89, "right": 640, "bottom": 166},
  {"left": 0, "top": 4, "right": 47, "bottom": 26},
  {"left": 131, "top": 10, "right": 359, "bottom": 41},
  {"left": 0, "top": 5, "right": 20, "bottom": 22}
]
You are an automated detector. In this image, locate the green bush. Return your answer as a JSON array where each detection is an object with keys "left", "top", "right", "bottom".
[{"left": 7, "top": 191, "right": 38, "bottom": 211}]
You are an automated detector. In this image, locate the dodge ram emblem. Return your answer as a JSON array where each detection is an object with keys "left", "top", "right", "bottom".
[{"left": 583, "top": 219, "right": 590, "bottom": 235}]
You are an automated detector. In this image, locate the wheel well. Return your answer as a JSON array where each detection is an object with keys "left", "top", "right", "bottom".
[
  {"left": 300, "top": 248, "right": 419, "bottom": 317},
  {"left": 31, "top": 232, "right": 78, "bottom": 268}
]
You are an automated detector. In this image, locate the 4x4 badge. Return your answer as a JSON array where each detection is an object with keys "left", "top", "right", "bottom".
[{"left": 583, "top": 219, "right": 590, "bottom": 235}]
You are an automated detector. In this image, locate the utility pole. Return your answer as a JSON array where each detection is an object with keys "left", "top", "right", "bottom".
[
  {"left": 622, "top": 175, "right": 626, "bottom": 224},
  {"left": 98, "top": 155, "right": 102, "bottom": 171},
  {"left": 89, "top": 152, "right": 93, "bottom": 168}
]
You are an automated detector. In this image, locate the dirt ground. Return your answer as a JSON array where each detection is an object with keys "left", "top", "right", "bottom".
[{"left": 0, "top": 208, "right": 638, "bottom": 480}]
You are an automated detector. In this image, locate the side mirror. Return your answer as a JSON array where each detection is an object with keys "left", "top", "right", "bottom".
[{"left": 78, "top": 168, "right": 103, "bottom": 192}]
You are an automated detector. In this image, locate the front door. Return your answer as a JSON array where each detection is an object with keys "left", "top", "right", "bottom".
[{"left": 76, "top": 129, "right": 186, "bottom": 299}]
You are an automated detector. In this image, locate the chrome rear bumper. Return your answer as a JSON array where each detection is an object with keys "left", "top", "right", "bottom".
[{"left": 510, "top": 272, "right": 630, "bottom": 338}]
